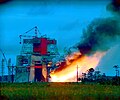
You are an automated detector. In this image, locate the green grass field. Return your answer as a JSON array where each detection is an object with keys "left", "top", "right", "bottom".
[{"left": 1, "top": 82, "right": 120, "bottom": 100}]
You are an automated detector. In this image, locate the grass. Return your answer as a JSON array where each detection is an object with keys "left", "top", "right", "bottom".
[{"left": 1, "top": 82, "right": 120, "bottom": 100}]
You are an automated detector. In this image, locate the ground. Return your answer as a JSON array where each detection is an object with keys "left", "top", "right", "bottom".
[{"left": 1, "top": 82, "right": 120, "bottom": 100}]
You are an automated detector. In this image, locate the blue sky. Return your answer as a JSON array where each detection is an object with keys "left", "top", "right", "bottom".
[{"left": 1, "top": 0, "right": 119, "bottom": 75}]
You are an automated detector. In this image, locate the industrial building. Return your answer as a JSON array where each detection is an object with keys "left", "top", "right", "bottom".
[{"left": 14, "top": 26, "right": 60, "bottom": 82}]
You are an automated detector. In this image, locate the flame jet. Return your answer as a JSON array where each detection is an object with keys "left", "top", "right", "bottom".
[{"left": 50, "top": 0, "right": 120, "bottom": 82}]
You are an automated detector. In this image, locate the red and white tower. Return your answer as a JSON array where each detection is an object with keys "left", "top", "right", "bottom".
[{"left": 15, "top": 26, "right": 59, "bottom": 82}]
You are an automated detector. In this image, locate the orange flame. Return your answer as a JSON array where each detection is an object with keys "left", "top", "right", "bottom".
[{"left": 50, "top": 52, "right": 105, "bottom": 82}]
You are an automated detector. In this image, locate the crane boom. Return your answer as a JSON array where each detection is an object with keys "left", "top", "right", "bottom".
[{"left": 19, "top": 26, "right": 40, "bottom": 44}]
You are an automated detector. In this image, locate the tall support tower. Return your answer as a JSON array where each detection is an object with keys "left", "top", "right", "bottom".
[{"left": 15, "top": 26, "right": 59, "bottom": 82}]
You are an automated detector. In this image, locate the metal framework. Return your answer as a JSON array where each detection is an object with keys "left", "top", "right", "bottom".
[{"left": 15, "top": 26, "right": 60, "bottom": 82}]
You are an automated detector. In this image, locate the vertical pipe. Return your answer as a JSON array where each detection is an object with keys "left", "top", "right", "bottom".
[
  {"left": 46, "top": 66, "right": 50, "bottom": 82},
  {"left": 77, "top": 65, "right": 78, "bottom": 82},
  {"left": 8, "top": 58, "right": 11, "bottom": 82},
  {"left": 28, "top": 66, "right": 30, "bottom": 82},
  {"left": 116, "top": 69, "right": 118, "bottom": 77},
  {"left": 2, "top": 59, "right": 4, "bottom": 82},
  {"left": 46, "top": 66, "right": 48, "bottom": 82},
  {"left": 11, "top": 64, "right": 13, "bottom": 83}
]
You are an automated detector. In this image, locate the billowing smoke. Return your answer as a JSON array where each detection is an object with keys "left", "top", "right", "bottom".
[
  {"left": 77, "top": 17, "right": 120, "bottom": 55},
  {"left": 54, "top": 17, "right": 120, "bottom": 73},
  {"left": 107, "top": 0, "right": 120, "bottom": 15},
  {"left": 54, "top": 0, "right": 120, "bottom": 73},
  {"left": 0, "top": 0, "right": 12, "bottom": 4},
  {"left": 78, "top": 0, "right": 120, "bottom": 55}
]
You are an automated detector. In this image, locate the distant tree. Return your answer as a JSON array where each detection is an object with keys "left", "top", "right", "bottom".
[
  {"left": 113, "top": 65, "right": 120, "bottom": 77},
  {"left": 88, "top": 68, "right": 94, "bottom": 73},
  {"left": 87, "top": 68, "right": 94, "bottom": 81}
]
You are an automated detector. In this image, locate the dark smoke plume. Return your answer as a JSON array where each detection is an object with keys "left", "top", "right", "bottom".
[
  {"left": 55, "top": 17, "right": 120, "bottom": 73},
  {"left": 77, "top": 0, "right": 120, "bottom": 55},
  {"left": 54, "top": 0, "right": 120, "bottom": 73},
  {"left": 0, "top": 0, "right": 12, "bottom": 4},
  {"left": 77, "top": 17, "right": 120, "bottom": 55},
  {"left": 107, "top": 0, "right": 120, "bottom": 15}
]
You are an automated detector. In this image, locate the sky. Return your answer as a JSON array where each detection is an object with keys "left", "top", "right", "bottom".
[{"left": 1, "top": 0, "right": 119, "bottom": 76}]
